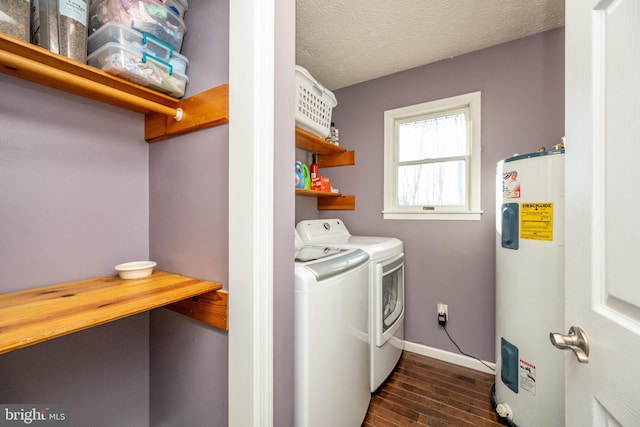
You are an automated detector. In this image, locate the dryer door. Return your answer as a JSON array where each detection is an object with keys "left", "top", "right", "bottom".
[{"left": 375, "top": 253, "right": 404, "bottom": 347}]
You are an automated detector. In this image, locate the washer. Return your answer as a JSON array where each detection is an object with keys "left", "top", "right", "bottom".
[
  {"left": 294, "top": 234, "right": 371, "bottom": 427},
  {"left": 296, "top": 219, "right": 405, "bottom": 392}
]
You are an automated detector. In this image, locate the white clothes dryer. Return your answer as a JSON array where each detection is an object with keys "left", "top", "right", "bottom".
[
  {"left": 296, "top": 219, "right": 405, "bottom": 393},
  {"left": 294, "top": 238, "right": 371, "bottom": 427}
]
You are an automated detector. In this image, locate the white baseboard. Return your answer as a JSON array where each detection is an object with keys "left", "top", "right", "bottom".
[{"left": 403, "top": 340, "right": 496, "bottom": 375}]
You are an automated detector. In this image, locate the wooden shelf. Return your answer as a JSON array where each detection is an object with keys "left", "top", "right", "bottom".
[
  {"left": 0, "top": 33, "right": 228, "bottom": 143},
  {"left": 295, "top": 127, "right": 346, "bottom": 154},
  {"left": 295, "top": 188, "right": 341, "bottom": 197},
  {"left": 295, "top": 189, "right": 355, "bottom": 210},
  {"left": 295, "top": 127, "right": 356, "bottom": 210},
  {"left": 0, "top": 270, "right": 227, "bottom": 355}
]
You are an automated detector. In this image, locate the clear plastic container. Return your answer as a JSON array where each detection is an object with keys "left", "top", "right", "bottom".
[
  {"left": 163, "top": 0, "right": 187, "bottom": 18},
  {"left": 88, "top": 0, "right": 186, "bottom": 52},
  {"left": 87, "top": 42, "right": 189, "bottom": 98},
  {"left": 31, "top": 0, "right": 60, "bottom": 54},
  {"left": 88, "top": 21, "right": 188, "bottom": 74},
  {"left": 0, "top": 0, "right": 30, "bottom": 42}
]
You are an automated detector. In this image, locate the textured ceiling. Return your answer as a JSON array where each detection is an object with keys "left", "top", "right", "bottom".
[{"left": 296, "top": 0, "right": 565, "bottom": 90}]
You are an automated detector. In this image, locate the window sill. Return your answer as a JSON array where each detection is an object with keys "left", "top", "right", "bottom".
[{"left": 382, "top": 211, "right": 483, "bottom": 221}]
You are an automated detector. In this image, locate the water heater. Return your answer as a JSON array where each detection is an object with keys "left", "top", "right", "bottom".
[{"left": 495, "top": 149, "right": 565, "bottom": 427}]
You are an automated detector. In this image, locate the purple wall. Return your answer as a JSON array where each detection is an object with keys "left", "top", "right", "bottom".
[
  {"left": 148, "top": 0, "right": 230, "bottom": 426},
  {"left": 0, "top": 76, "right": 150, "bottom": 425},
  {"left": 315, "top": 28, "right": 565, "bottom": 362}
]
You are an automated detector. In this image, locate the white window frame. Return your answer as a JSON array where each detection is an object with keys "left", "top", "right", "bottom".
[{"left": 383, "top": 91, "right": 482, "bottom": 221}]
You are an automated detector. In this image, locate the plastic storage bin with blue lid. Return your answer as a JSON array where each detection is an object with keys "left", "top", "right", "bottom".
[
  {"left": 89, "top": 0, "right": 186, "bottom": 52},
  {"left": 87, "top": 42, "right": 189, "bottom": 98},
  {"left": 88, "top": 22, "right": 188, "bottom": 74}
]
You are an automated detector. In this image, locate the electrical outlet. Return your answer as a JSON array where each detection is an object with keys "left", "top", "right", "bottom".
[{"left": 437, "top": 302, "right": 448, "bottom": 325}]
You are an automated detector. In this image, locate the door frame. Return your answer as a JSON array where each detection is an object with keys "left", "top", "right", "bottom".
[{"left": 228, "top": 0, "right": 276, "bottom": 425}]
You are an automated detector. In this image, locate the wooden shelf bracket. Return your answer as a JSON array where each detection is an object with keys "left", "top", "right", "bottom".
[{"left": 166, "top": 290, "right": 229, "bottom": 331}]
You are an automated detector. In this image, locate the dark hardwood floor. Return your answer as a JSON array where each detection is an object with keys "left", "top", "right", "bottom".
[{"left": 363, "top": 351, "right": 504, "bottom": 427}]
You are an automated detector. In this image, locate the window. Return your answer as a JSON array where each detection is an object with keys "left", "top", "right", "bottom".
[{"left": 383, "top": 92, "right": 482, "bottom": 220}]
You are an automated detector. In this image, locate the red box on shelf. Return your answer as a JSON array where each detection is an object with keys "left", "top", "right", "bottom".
[{"left": 311, "top": 176, "right": 331, "bottom": 192}]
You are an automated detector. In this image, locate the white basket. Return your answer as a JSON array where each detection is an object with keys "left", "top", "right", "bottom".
[{"left": 295, "top": 65, "right": 337, "bottom": 138}]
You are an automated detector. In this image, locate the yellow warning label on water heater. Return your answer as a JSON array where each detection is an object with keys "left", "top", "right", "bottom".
[{"left": 520, "top": 202, "right": 554, "bottom": 241}]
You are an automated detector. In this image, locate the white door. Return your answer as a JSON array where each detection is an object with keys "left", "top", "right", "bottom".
[{"left": 564, "top": 0, "right": 640, "bottom": 425}]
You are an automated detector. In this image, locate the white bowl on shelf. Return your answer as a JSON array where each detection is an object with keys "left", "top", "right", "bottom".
[{"left": 115, "top": 261, "right": 157, "bottom": 279}]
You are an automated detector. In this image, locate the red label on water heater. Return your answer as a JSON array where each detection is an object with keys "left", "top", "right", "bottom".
[
  {"left": 519, "top": 358, "right": 537, "bottom": 395},
  {"left": 503, "top": 170, "right": 520, "bottom": 199}
]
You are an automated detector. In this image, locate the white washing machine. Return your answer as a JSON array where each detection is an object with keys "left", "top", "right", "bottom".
[
  {"left": 294, "top": 235, "right": 371, "bottom": 427},
  {"left": 296, "top": 219, "right": 405, "bottom": 392}
]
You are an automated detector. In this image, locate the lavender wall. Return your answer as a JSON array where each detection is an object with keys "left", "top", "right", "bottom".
[
  {"left": 323, "top": 28, "right": 565, "bottom": 362},
  {"left": 148, "top": 1, "right": 230, "bottom": 426},
  {"left": 0, "top": 77, "right": 150, "bottom": 425}
]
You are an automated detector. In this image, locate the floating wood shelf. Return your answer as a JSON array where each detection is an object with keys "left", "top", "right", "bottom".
[
  {"left": 295, "top": 127, "right": 346, "bottom": 154},
  {"left": 295, "top": 127, "right": 356, "bottom": 210},
  {"left": 0, "top": 270, "right": 226, "bottom": 355},
  {"left": 295, "top": 188, "right": 342, "bottom": 197},
  {"left": 0, "top": 33, "right": 228, "bottom": 143}
]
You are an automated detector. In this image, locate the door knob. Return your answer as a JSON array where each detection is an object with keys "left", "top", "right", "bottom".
[{"left": 549, "top": 326, "right": 590, "bottom": 363}]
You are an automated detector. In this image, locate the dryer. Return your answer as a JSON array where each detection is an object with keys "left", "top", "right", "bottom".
[
  {"left": 294, "top": 237, "right": 371, "bottom": 427},
  {"left": 296, "top": 219, "right": 405, "bottom": 392}
]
